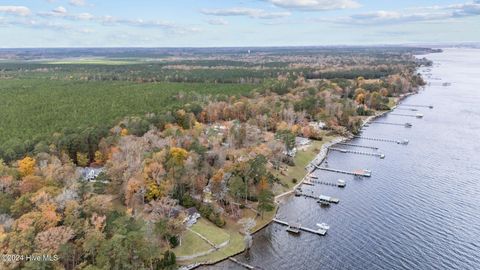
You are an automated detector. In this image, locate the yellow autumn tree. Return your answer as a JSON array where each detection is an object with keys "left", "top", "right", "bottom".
[
  {"left": 120, "top": 128, "right": 129, "bottom": 136},
  {"left": 169, "top": 147, "right": 188, "bottom": 167},
  {"left": 76, "top": 152, "right": 89, "bottom": 167},
  {"left": 94, "top": 151, "right": 105, "bottom": 165},
  {"left": 18, "top": 156, "right": 36, "bottom": 177}
]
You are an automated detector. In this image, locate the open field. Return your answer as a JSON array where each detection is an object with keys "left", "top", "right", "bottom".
[
  {"left": 0, "top": 79, "right": 255, "bottom": 148},
  {"left": 45, "top": 58, "right": 142, "bottom": 65}
]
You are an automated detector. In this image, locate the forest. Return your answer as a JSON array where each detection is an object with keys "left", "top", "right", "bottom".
[{"left": 0, "top": 47, "right": 434, "bottom": 269}]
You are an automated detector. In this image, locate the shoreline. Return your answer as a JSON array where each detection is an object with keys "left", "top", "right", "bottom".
[{"left": 186, "top": 90, "right": 420, "bottom": 269}]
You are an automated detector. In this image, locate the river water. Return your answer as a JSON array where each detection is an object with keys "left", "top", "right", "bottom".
[{"left": 203, "top": 48, "right": 480, "bottom": 270}]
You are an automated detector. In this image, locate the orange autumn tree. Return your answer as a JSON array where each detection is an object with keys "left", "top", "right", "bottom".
[{"left": 18, "top": 156, "right": 36, "bottom": 177}]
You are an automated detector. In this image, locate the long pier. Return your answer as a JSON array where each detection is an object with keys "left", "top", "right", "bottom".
[
  {"left": 328, "top": 147, "right": 385, "bottom": 159},
  {"left": 298, "top": 192, "right": 340, "bottom": 203},
  {"left": 390, "top": 113, "right": 424, "bottom": 118},
  {"left": 308, "top": 179, "right": 345, "bottom": 188},
  {"left": 354, "top": 136, "right": 409, "bottom": 145},
  {"left": 315, "top": 164, "right": 372, "bottom": 177},
  {"left": 396, "top": 107, "right": 418, "bottom": 111},
  {"left": 273, "top": 218, "right": 327, "bottom": 236},
  {"left": 228, "top": 257, "right": 255, "bottom": 270},
  {"left": 370, "top": 121, "right": 413, "bottom": 128},
  {"left": 336, "top": 142, "right": 378, "bottom": 150},
  {"left": 399, "top": 104, "right": 434, "bottom": 109}
]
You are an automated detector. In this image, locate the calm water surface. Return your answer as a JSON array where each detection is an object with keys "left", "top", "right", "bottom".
[{"left": 203, "top": 48, "right": 480, "bottom": 270}]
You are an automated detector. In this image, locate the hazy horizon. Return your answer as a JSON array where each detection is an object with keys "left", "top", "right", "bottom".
[{"left": 1, "top": 1, "right": 480, "bottom": 48}]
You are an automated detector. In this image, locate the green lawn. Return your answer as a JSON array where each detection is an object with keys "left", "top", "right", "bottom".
[
  {"left": 173, "top": 230, "right": 212, "bottom": 257},
  {"left": 175, "top": 218, "right": 246, "bottom": 265},
  {"left": 177, "top": 228, "right": 245, "bottom": 265},
  {"left": 190, "top": 219, "right": 230, "bottom": 246}
]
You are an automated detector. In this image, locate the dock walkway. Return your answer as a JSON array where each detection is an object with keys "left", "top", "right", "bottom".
[
  {"left": 228, "top": 257, "right": 255, "bottom": 270},
  {"left": 336, "top": 142, "right": 378, "bottom": 150},
  {"left": 370, "top": 121, "right": 413, "bottom": 128},
  {"left": 354, "top": 136, "right": 409, "bottom": 145},
  {"left": 297, "top": 191, "right": 340, "bottom": 203},
  {"left": 328, "top": 147, "right": 385, "bottom": 159},
  {"left": 273, "top": 218, "right": 327, "bottom": 236},
  {"left": 314, "top": 164, "right": 371, "bottom": 177},
  {"left": 308, "top": 179, "right": 345, "bottom": 188},
  {"left": 390, "top": 113, "right": 423, "bottom": 118},
  {"left": 399, "top": 104, "right": 433, "bottom": 109}
]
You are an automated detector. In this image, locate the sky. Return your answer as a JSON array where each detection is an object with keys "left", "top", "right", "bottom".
[{"left": 0, "top": 0, "right": 479, "bottom": 47}]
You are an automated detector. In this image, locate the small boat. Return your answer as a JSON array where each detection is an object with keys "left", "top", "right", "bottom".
[
  {"left": 416, "top": 113, "right": 424, "bottom": 118},
  {"left": 286, "top": 223, "right": 301, "bottom": 234},
  {"left": 316, "top": 223, "right": 330, "bottom": 230},
  {"left": 318, "top": 199, "right": 330, "bottom": 207}
]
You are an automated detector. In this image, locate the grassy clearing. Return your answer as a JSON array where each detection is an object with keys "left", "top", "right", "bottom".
[
  {"left": 174, "top": 230, "right": 212, "bottom": 257},
  {"left": 176, "top": 218, "right": 246, "bottom": 265},
  {"left": 190, "top": 219, "right": 230, "bottom": 246}
]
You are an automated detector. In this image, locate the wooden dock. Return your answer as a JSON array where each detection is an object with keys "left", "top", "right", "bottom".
[
  {"left": 308, "top": 179, "right": 346, "bottom": 188},
  {"left": 297, "top": 191, "right": 340, "bottom": 204},
  {"left": 328, "top": 147, "right": 385, "bottom": 159},
  {"left": 273, "top": 218, "right": 327, "bottom": 236},
  {"left": 314, "top": 164, "right": 372, "bottom": 177},
  {"left": 336, "top": 142, "right": 378, "bottom": 150},
  {"left": 390, "top": 113, "right": 424, "bottom": 118},
  {"left": 228, "top": 257, "right": 255, "bottom": 270},
  {"left": 396, "top": 107, "right": 418, "bottom": 111},
  {"left": 354, "top": 136, "right": 409, "bottom": 145},
  {"left": 399, "top": 104, "right": 434, "bottom": 109},
  {"left": 370, "top": 121, "right": 413, "bottom": 128}
]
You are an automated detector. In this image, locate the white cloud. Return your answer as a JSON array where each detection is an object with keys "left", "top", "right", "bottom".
[
  {"left": 0, "top": 6, "right": 31, "bottom": 16},
  {"left": 330, "top": 1, "right": 480, "bottom": 25},
  {"left": 76, "top": 12, "right": 94, "bottom": 20},
  {"left": 52, "top": 6, "right": 67, "bottom": 15},
  {"left": 201, "top": 7, "right": 290, "bottom": 19},
  {"left": 206, "top": 18, "right": 229, "bottom": 25},
  {"left": 265, "top": 0, "right": 360, "bottom": 11},
  {"left": 69, "top": 0, "right": 87, "bottom": 7}
]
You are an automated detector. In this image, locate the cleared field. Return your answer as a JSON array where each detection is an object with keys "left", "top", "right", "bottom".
[
  {"left": 0, "top": 79, "right": 255, "bottom": 147},
  {"left": 45, "top": 58, "right": 142, "bottom": 65}
]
